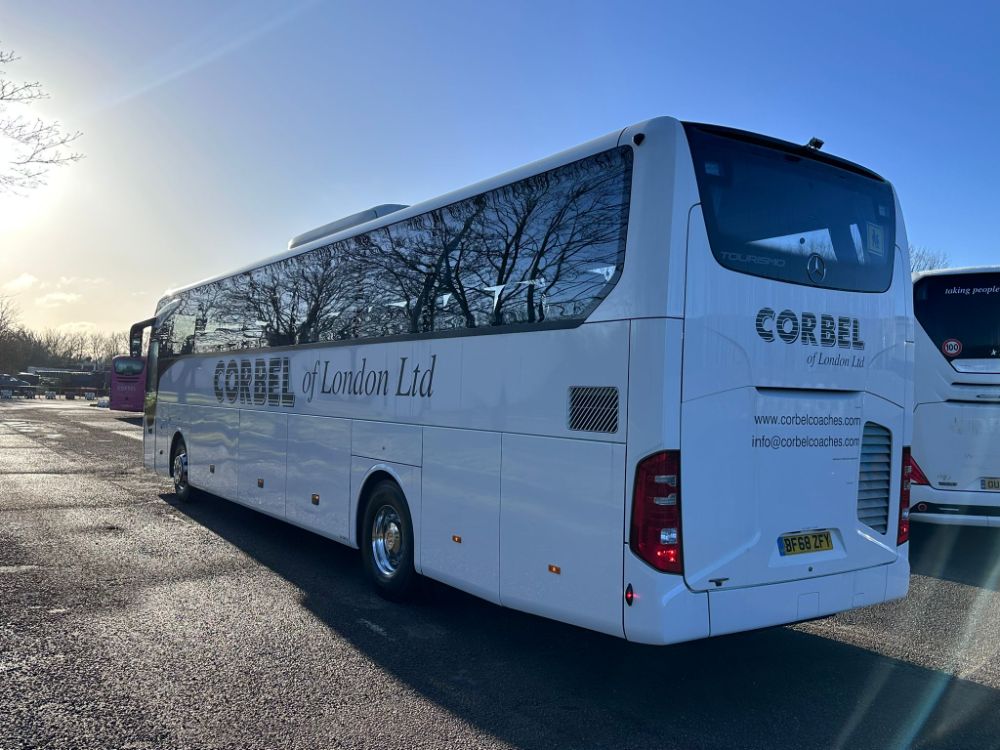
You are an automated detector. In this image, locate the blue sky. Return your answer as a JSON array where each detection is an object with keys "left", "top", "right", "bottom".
[{"left": 0, "top": 0, "right": 995, "bottom": 332}]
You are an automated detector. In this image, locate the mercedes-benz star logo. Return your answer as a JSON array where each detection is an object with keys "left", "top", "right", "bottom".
[{"left": 806, "top": 253, "right": 827, "bottom": 283}]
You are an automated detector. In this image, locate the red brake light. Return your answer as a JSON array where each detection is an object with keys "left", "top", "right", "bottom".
[
  {"left": 630, "top": 451, "right": 682, "bottom": 573},
  {"left": 898, "top": 447, "right": 912, "bottom": 545},
  {"left": 908, "top": 453, "right": 929, "bottom": 486}
]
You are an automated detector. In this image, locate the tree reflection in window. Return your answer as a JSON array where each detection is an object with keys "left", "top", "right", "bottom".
[{"left": 155, "top": 146, "right": 632, "bottom": 356}]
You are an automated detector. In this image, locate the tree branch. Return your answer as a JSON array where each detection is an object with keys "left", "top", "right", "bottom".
[{"left": 0, "top": 43, "right": 83, "bottom": 193}]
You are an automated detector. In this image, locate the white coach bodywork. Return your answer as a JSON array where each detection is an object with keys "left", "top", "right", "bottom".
[
  {"left": 144, "top": 117, "right": 912, "bottom": 643},
  {"left": 911, "top": 266, "right": 1000, "bottom": 527}
]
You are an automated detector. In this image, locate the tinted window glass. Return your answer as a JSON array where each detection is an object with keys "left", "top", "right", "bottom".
[
  {"left": 914, "top": 272, "right": 1000, "bottom": 365},
  {"left": 192, "top": 282, "right": 245, "bottom": 353},
  {"left": 439, "top": 148, "right": 630, "bottom": 328},
  {"left": 113, "top": 358, "right": 145, "bottom": 376},
  {"left": 685, "top": 124, "right": 895, "bottom": 293},
  {"left": 154, "top": 298, "right": 179, "bottom": 357},
  {"left": 161, "top": 146, "right": 632, "bottom": 357}
]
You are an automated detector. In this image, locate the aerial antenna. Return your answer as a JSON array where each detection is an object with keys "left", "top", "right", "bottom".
[{"left": 806, "top": 137, "right": 824, "bottom": 150}]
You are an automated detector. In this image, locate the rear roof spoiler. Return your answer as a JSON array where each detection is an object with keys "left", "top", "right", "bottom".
[{"left": 683, "top": 122, "right": 887, "bottom": 183}]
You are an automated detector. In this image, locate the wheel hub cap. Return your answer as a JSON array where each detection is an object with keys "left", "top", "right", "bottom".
[
  {"left": 173, "top": 452, "right": 188, "bottom": 490},
  {"left": 383, "top": 523, "right": 401, "bottom": 554},
  {"left": 371, "top": 505, "right": 403, "bottom": 577}
]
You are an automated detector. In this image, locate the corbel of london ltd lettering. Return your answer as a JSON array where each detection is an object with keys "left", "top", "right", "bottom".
[
  {"left": 213, "top": 356, "right": 295, "bottom": 407},
  {"left": 754, "top": 308, "right": 864, "bottom": 350},
  {"left": 300, "top": 355, "right": 437, "bottom": 404}
]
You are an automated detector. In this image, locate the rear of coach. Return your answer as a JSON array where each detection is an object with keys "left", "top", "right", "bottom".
[{"left": 623, "top": 121, "right": 912, "bottom": 644}]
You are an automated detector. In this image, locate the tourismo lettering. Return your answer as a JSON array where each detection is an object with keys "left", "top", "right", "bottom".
[
  {"left": 755, "top": 308, "right": 864, "bottom": 350},
  {"left": 213, "top": 357, "right": 295, "bottom": 406}
]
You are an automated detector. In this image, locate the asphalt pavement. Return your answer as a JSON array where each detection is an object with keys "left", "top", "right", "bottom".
[{"left": 2, "top": 399, "right": 999, "bottom": 750}]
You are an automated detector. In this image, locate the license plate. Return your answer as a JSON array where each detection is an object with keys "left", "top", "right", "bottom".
[
  {"left": 778, "top": 530, "right": 833, "bottom": 556},
  {"left": 981, "top": 478, "right": 1000, "bottom": 490}
]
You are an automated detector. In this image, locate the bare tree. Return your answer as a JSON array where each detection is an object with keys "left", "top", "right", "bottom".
[
  {"left": 39, "top": 328, "right": 68, "bottom": 361},
  {"left": 1, "top": 45, "right": 82, "bottom": 193},
  {"left": 64, "top": 331, "right": 87, "bottom": 363},
  {"left": 0, "top": 305, "right": 128, "bottom": 374},
  {"left": 87, "top": 331, "right": 104, "bottom": 363},
  {"left": 0, "top": 295, "right": 22, "bottom": 372},
  {"left": 85, "top": 330, "right": 127, "bottom": 366},
  {"left": 112, "top": 330, "right": 129, "bottom": 358},
  {"left": 0, "top": 294, "right": 19, "bottom": 342},
  {"left": 910, "top": 245, "right": 949, "bottom": 274}
]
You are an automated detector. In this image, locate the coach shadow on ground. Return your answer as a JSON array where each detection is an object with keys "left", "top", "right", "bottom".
[{"left": 163, "top": 491, "right": 1000, "bottom": 750}]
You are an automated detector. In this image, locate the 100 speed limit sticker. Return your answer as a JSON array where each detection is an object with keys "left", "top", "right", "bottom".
[{"left": 942, "top": 338, "right": 963, "bottom": 357}]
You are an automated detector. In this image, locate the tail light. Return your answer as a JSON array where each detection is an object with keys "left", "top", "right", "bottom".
[
  {"left": 898, "top": 447, "right": 912, "bottom": 545},
  {"left": 630, "top": 451, "right": 682, "bottom": 573},
  {"left": 908, "top": 453, "right": 930, "bottom": 486}
]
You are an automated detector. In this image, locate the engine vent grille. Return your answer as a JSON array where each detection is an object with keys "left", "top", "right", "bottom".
[
  {"left": 857, "top": 422, "right": 892, "bottom": 534},
  {"left": 568, "top": 386, "right": 619, "bottom": 434}
]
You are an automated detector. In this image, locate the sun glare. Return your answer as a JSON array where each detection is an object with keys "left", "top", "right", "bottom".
[{"left": 0, "top": 136, "right": 70, "bottom": 235}]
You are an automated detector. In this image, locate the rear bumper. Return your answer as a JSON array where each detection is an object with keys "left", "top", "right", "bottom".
[
  {"left": 911, "top": 484, "right": 1000, "bottom": 528},
  {"left": 706, "top": 554, "right": 908, "bottom": 637},
  {"left": 623, "top": 550, "right": 908, "bottom": 645}
]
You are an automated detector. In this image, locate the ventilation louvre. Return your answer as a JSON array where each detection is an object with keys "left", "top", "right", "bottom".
[
  {"left": 568, "top": 386, "right": 619, "bottom": 434},
  {"left": 857, "top": 422, "right": 891, "bottom": 534}
]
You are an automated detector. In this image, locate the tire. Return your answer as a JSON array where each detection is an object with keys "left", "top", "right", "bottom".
[
  {"left": 360, "top": 479, "right": 417, "bottom": 600},
  {"left": 171, "top": 438, "right": 193, "bottom": 502}
]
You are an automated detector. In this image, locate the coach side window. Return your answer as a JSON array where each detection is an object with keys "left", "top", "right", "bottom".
[
  {"left": 356, "top": 145, "right": 633, "bottom": 335},
  {"left": 175, "top": 146, "right": 632, "bottom": 355},
  {"left": 189, "top": 282, "right": 238, "bottom": 353},
  {"left": 450, "top": 147, "right": 632, "bottom": 328}
]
